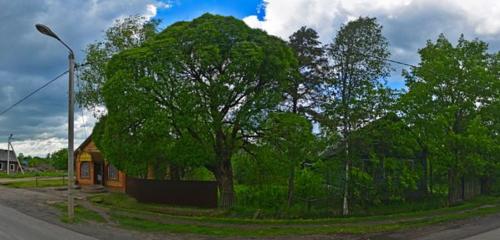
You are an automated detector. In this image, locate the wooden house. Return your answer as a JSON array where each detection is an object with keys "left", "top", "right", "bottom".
[
  {"left": 0, "top": 149, "right": 22, "bottom": 173},
  {"left": 74, "top": 136, "right": 127, "bottom": 191},
  {"left": 74, "top": 135, "right": 219, "bottom": 208}
]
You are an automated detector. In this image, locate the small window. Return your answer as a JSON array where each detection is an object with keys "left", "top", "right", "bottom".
[
  {"left": 9, "top": 164, "right": 15, "bottom": 171},
  {"left": 108, "top": 164, "right": 119, "bottom": 181},
  {"left": 80, "top": 162, "right": 90, "bottom": 178}
]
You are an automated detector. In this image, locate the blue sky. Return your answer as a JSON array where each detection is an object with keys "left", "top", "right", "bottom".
[{"left": 156, "top": 0, "right": 265, "bottom": 29}]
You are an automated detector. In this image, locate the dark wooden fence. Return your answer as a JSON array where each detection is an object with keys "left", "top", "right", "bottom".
[{"left": 126, "top": 177, "right": 218, "bottom": 208}]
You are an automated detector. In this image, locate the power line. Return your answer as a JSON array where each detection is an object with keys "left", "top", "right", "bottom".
[
  {"left": 0, "top": 70, "right": 68, "bottom": 117},
  {"left": 0, "top": 51, "right": 419, "bottom": 118}
]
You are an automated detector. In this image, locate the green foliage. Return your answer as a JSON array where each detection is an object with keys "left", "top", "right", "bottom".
[
  {"left": 101, "top": 13, "right": 297, "bottom": 206},
  {"left": 322, "top": 17, "right": 394, "bottom": 215},
  {"left": 233, "top": 147, "right": 288, "bottom": 186},
  {"left": 287, "top": 26, "right": 327, "bottom": 113},
  {"left": 80, "top": 13, "right": 499, "bottom": 216},
  {"left": 294, "top": 169, "right": 328, "bottom": 205},
  {"left": 400, "top": 34, "right": 499, "bottom": 203},
  {"left": 235, "top": 185, "right": 288, "bottom": 210},
  {"left": 48, "top": 148, "right": 68, "bottom": 170},
  {"left": 78, "top": 15, "right": 159, "bottom": 111}
]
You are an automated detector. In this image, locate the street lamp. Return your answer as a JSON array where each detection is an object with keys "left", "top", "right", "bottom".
[{"left": 35, "top": 24, "right": 75, "bottom": 221}]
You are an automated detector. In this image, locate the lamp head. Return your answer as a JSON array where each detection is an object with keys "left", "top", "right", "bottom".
[{"left": 35, "top": 24, "right": 61, "bottom": 41}]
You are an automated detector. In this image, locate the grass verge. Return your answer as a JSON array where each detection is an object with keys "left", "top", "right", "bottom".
[
  {"left": 53, "top": 203, "right": 106, "bottom": 223},
  {"left": 0, "top": 171, "right": 66, "bottom": 178},
  {"left": 109, "top": 203, "right": 500, "bottom": 237},
  {"left": 2, "top": 179, "right": 66, "bottom": 188},
  {"left": 89, "top": 193, "right": 500, "bottom": 237}
]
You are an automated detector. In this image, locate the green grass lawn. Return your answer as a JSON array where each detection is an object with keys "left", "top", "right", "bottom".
[
  {"left": 87, "top": 193, "right": 500, "bottom": 237},
  {"left": 0, "top": 171, "right": 66, "bottom": 178},
  {"left": 54, "top": 203, "right": 106, "bottom": 223},
  {"left": 3, "top": 179, "right": 67, "bottom": 188}
]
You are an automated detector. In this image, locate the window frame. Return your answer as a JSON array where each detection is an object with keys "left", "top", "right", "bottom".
[
  {"left": 80, "top": 162, "right": 90, "bottom": 179},
  {"left": 108, "top": 164, "right": 119, "bottom": 181}
]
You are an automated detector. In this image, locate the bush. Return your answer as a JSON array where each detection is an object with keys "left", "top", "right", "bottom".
[
  {"left": 295, "top": 169, "right": 328, "bottom": 209},
  {"left": 235, "top": 185, "right": 287, "bottom": 210}
]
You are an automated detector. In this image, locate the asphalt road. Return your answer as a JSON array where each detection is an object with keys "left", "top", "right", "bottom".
[
  {"left": 0, "top": 203, "right": 96, "bottom": 240},
  {"left": 462, "top": 227, "right": 500, "bottom": 240}
]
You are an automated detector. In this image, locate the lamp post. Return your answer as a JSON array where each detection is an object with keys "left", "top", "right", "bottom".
[{"left": 35, "top": 24, "right": 75, "bottom": 221}]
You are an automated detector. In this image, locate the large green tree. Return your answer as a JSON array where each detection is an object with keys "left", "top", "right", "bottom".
[
  {"left": 322, "top": 17, "right": 392, "bottom": 215},
  {"left": 77, "top": 15, "right": 158, "bottom": 112},
  {"left": 102, "top": 14, "right": 296, "bottom": 208},
  {"left": 287, "top": 26, "right": 327, "bottom": 114},
  {"left": 401, "top": 34, "right": 498, "bottom": 205}
]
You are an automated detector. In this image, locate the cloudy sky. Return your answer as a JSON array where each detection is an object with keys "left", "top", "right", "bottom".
[{"left": 0, "top": 0, "right": 499, "bottom": 156}]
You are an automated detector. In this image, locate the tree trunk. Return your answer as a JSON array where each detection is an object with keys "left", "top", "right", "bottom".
[
  {"left": 287, "top": 166, "right": 295, "bottom": 208},
  {"left": 342, "top": 138, "right": 350, "bottom": 216},
  {"left": 214, "top": 158, "right": 235, "bottom": 209},
  {"left": 147, "top": 164, "right": 155, "bottom": 180},
  {"left": 429, "top": 157, "right": 433, "bottom": 194},
  {"left": 169, "top": 165, "right": 181, "bottom": 181},
  {"left": 418, "top": 148, "right": 429, "bottom": 197},
  {"left": 481, "top": 177, "right": 491, "bottom": 195},
  {"left": 448, "top": 168, "right": 463, "bottom": 205}
]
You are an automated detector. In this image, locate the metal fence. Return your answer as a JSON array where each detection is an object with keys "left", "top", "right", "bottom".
[{"left": 125, "top": 177, "right": 218, "bottom": 208}]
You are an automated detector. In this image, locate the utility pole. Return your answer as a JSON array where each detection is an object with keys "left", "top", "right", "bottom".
[
  {"left": 7, "top": 134, "right": 24, "bottom": 174},
  {"left": 35, "top": 24, "right": 75, "bottom": 221},
  {"left": 7, "top": 134, "right": 11, "bottom": 175},
  {"left": 67, "top": 51, "right": 75, "bottom": 221}
]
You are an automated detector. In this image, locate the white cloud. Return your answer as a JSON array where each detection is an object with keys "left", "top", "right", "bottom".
[
  {"left": 244, "top": 0, "right": 500, "bottom": 40},
  {"left": 243, "top": 0, "right": 500, "bottom": 89}
]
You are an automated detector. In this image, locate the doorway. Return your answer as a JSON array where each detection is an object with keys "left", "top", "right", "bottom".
[{"left": 94, "top": 162, "right": 104, "bottom": 185}]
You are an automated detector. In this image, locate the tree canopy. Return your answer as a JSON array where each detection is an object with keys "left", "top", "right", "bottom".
[{"left": 98, "top": 13, "right": 297, "bottom": 208}]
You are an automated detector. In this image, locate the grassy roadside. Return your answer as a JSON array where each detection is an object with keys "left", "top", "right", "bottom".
[
  {"left": 53, "top": 203, "right": 106, "bottom": 223},
  {"left": 87, "top": 193, "right": 500, "bottom": 237},
  {"left": 0, "top": 171, "right": 66, "bottom": 178},
  {"left": 2, "top": 179, "right": 66, "bottom": 188}
]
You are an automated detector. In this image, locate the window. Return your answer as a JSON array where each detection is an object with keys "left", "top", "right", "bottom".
[
  {"left": 108, "top": 164, "right": 118, "bottom": 181},
  {"left": 80, "top": 162, "right": 90, "bottom": 178},
  {"left": 0, "top": 163, "right": 3, "bottom": 170},
  {"left": 9, "top": 164, "right": 15, "bottom": 171}
]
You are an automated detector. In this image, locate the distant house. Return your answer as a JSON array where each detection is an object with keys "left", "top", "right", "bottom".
[
  {"left": 74, "top": 136, "right": 127, "bottom": 191},
  {"left": 0, "top": 149, "right": 22, "bottom": 173}
]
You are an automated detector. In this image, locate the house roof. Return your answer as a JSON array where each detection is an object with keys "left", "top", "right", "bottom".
[
  {"left": 75, "top": 135, "right": 93, "bottom": 154},
  {"left": 0, "top": 149, "right": 16, "bottom": 161}
]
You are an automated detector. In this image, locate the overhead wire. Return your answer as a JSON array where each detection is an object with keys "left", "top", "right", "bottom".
[
  {"left": 0, "top": 70, "right": 68, "bottom": 116},
  {"left": 0, "top": 52, "right": 420, "bottom": 118}
]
